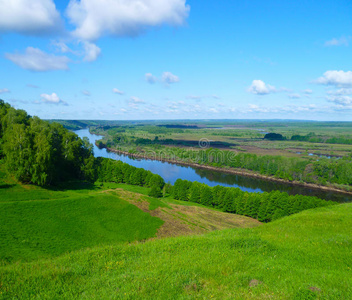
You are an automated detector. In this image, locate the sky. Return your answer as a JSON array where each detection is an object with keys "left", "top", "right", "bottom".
[{"left": 0, "top": 0, "right": 352, "bottom": 121}]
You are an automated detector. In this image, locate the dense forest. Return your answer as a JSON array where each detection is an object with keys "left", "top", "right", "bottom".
[{"left": 0, "top": 100, "right": 95, "bottom": 185}]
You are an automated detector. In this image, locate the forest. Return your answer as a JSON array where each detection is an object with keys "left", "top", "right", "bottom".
[{"left": 0, "top": 100, "right": 95, "bottom": 185}]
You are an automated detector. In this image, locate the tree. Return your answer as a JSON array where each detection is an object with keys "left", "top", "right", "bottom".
[{"left": 149, "top": 186, "right": 162, "bottom": 198}]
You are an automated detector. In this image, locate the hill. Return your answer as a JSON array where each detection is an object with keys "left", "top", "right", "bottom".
[
  {"left": 0, "top": 192, "right": 350, "bottom": 298},
  {"left": 0, "top": 164, "right": 259, "bottom": 264}
]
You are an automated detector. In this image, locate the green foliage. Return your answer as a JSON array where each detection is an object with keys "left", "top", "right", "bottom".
[
  {"left": 148, "top": 186, "right": 163, "bottom": 198},
  {"left": 264, "top": 133, "right": 285, "bottom": 140},
  {"left": 0, "top": 101, "right": 95, "bottom": 186},
  {"left": 169, "top": 179, "right": 335, "bottom": 222}
]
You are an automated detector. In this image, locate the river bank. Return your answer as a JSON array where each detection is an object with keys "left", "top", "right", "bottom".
[{"left": 104, "top": 146, "right": 352, "bottom": 196}]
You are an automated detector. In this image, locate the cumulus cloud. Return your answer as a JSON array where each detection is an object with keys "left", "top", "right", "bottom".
[
  {"left": 82, "top": 90, "right": 91, "bottom": 96},
  {"left": 327, "top": 95, "right": 352, "bottom": 106},
  {"left": 0, "top": 0, "right": 62, "bottom": 35},
  {"left": 0, "top": 88, "right": 10, "bottom": 94},
  {"left": 6, "top": 47, "right": 70, "bottom": 71},
  {"left": 288, "top": 93, "right": 301, "bottom": 99},
  {"left": 246, "top": 103, "right": 320, "bottom": 114},
  {"left": 82, "top": 41, "right": 101, "bottom": 62},
  {"left": 162, "top": 71, "right": 180, "bottom": 84},
  {"left": 51, "top": 41, "right": 77, "bottom": 54},
  {"left": 130, "top": 96, "right": 145, "bottom": 104},
  {"left": 303, "top": 89, "right": 313, "bottom": 94},
  {"left": 248, "top": 80, "right": 276, "bottom": 95},
  {"left": 112, "top": 88, "right": 124, "bottom": 95},
  {"left": 145, "top": 73, "right": 158, "bottom": 84},
  {"left": 327, "top": 88, "right": 352, "bottom": 96},
  {"left": 315, "top": 70, "right": 352, "bottom": 87},
  {"left": 325, "top": 36, "right": 349, "bottom": 47},
  {"left": 66, "top": 0, "right": 190, "bottom": 41},
  {"left": 41, "top": 93, "right": 68, "bottom": 105}
]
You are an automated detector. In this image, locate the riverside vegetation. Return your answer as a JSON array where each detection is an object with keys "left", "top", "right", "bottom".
[
  {"left": 1, "top": 100, "right": 351, "bottom": 298},
  {"left": 87, "top": 121, "right": 352, "bottom": 191}
]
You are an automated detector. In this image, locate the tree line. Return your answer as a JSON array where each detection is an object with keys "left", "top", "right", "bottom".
[{"left": 171, "top": 179, "right": 335, "bottom": 222}]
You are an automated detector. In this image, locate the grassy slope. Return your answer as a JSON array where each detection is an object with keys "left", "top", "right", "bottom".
[
  {"left": 1, "top": 163, "right": 350, "bottom": 299},
  {"left": 0, "top": 166, "right": 259, "bottom": 265},
  {"left": 1, "top": 203, "right": 351, "bottom": 299}
]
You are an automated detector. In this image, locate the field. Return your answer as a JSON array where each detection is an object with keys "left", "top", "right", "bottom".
[
  {"left": 85, "top": 120, "right": 352, "bottom": 158},
  {"left": 1, "top": 198, "right": 351, "bottom": 299}
]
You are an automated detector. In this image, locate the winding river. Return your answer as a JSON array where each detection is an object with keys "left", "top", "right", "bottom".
[{"left": 75, "top": 128, "right": 352, "bottom": 203}]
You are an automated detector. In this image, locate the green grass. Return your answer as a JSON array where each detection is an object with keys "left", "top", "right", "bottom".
[
  {"left": 0, "top": 169, "right": 164, "bottom": 264},
  {"left": 1, "top": 203, "right": 351, "bottom": 299},
  {"left": 146, "top": 196, "right": 171, "bottom": 210},
  {"left": 0, "top": 194, "right": 164, "bottom": 263},
  {"left": 99, "top": 181, "right": 151, "bottom": 195}
]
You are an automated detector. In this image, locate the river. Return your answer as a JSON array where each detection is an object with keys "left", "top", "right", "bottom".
[{"left": 75, "top": 128, "right": 352, "bottom": 203}]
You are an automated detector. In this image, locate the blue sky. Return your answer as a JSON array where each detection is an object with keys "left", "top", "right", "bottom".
[{"left": 1, "top": 0, "right": 352, "bottom": 120}]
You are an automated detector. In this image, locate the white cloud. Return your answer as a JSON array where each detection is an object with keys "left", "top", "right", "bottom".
[
  {"left": 248, "top": 80, "right": 276, "bottom": 95},
  {"left": 327, "top": 95, "right": 352, "bottom": 106},
  {"left": 81, "top": 41, "right": 101, "bottom": 62},
  {"left": 82, "top": 90, "right": 91, "bottom": 96},
  {"left": 130, "top": 96, "right": 145, "bottom": 104},
  {"left": 303, "top": 89, "right": 313, "bottom": 94},
  {"left": 315, "top": 70, "right": 352, "bottom": 87},
  {"left": 0, "top": 88, "right": 10, "bottom": 94},
  {"left": 246, "top": 104, "right": 321, "bottom": 114},
  {"left": 6, "top": 47, "right": 70, "bottom": 71},
  {"left": 288, "top": 93, "right": 301, "bottom": 99},
  {"left": 145, "top": 73, "right": 158, "bottom": 84},
  {"left": 325, "top": 36, "right": 349, "bottom": 47},
  {"left": 327, "top": 88, "right": 352, "bottom": 96},
  {"left": 0, "top": 0, "right": 62, "bottom": 35},
  {"left": 112, "top": 88, "right": 124, "bottom": 95},
  {"left": 41, "top": 93, "right": 68, "bottom": 105},
  {"left": 162, "top": 71, "right": 180, "bottom": 84},
  {"left": 66, "top": 0, "right": 190, "bottom": 41},
  {"left": 51, "top": 41, "right": 77, "bottom": 54}
]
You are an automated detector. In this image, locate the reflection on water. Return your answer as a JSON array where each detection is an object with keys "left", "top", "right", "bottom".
[{"left": 75, "top": 128, "right": 352, "bottom": 203}]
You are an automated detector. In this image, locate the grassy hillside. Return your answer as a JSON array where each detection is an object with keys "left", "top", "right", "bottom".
[
  {"left": 1, "top": 203, "right": 351, "bottom": 299},
  {"left": 0, "top": 164, "right": 259, "bottom": 264}
]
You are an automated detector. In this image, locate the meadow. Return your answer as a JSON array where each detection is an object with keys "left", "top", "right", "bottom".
[
  {"left": 1, "top": 197, "right": 351, "bottom": 299},
  {"left": 0, "top": 163, "right": 258, "bottom": 265}
]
